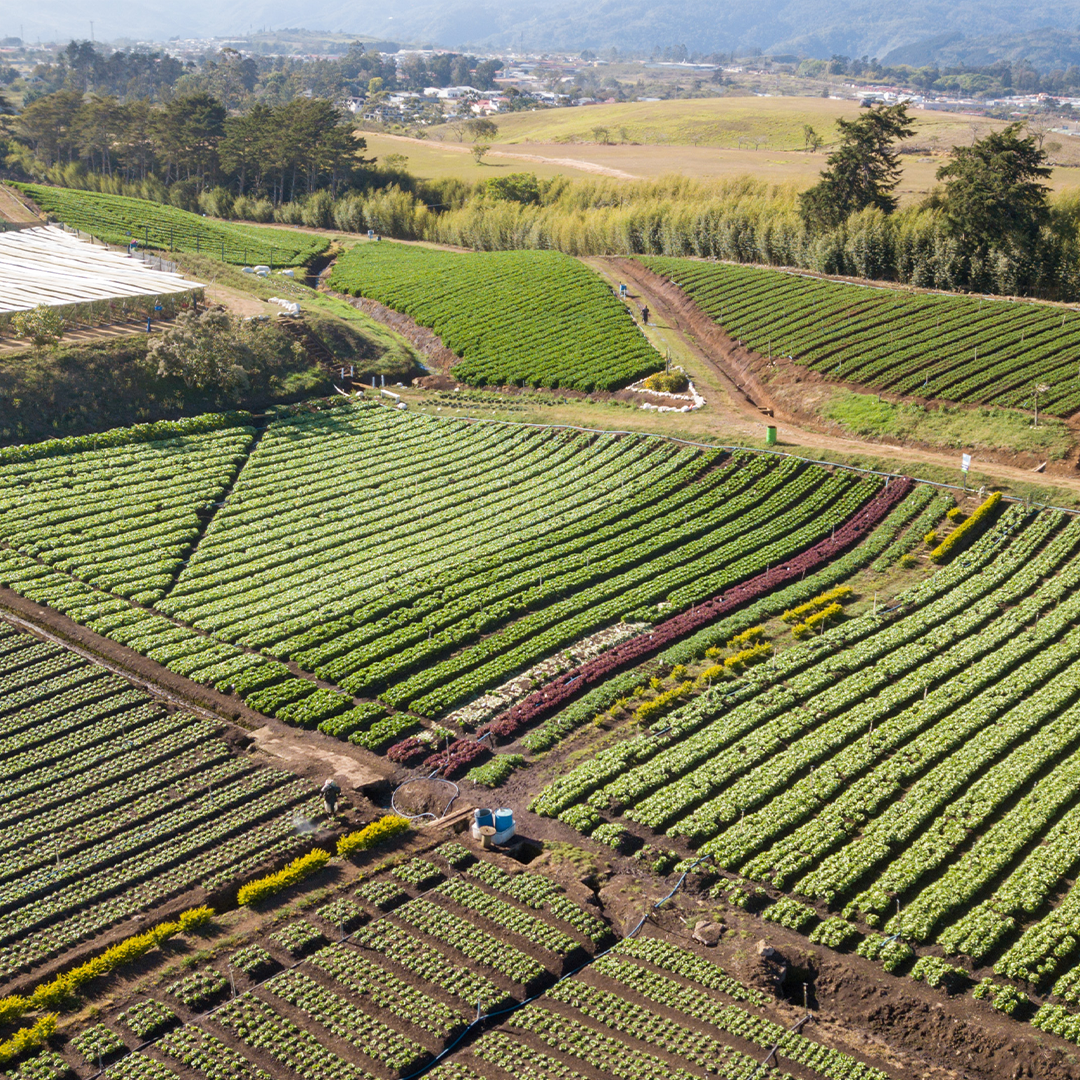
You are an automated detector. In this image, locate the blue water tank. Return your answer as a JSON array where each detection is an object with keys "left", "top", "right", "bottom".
[
  {"left": 475, "top": 808, "right": 494, "bottom": 828},
  {"left": 494, "top": 808, "right": 514, "bottom": 832}
]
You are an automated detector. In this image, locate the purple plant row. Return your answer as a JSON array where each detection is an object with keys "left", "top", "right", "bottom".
[
  {"left": 477, "top": 476, "right": 914, "bottom": 740},
  {"left": 388, "top": 733, "right": 492, "bottom": 778},
  {"left": 385, "top": 476, "right": 913, "bottom": 770}
]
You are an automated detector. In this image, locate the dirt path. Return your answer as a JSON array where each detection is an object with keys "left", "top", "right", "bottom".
[
  {"left": 0, "top": 183, "right": 40, "bottom": 224},
  {"left": 369, "top": 131, "right": 640, "bottom": 179},
  {"left": 0, "top": 590, "right": 394, "bottom": 796},
  {"left": 603, "top": 256, "right": 1080, "bottom": 501}
]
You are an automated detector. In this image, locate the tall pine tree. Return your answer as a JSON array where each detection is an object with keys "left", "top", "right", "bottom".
[
  {"left": 799, "top": 103, "right": 915, "bottom": 230},
  {"left": 935, "top": 122, "right": 1051, "bottom": 261}
]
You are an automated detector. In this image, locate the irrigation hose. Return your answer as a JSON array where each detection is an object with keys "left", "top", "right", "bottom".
[{"left": 392, "top": 777, "right": 461, "bottom": 822}]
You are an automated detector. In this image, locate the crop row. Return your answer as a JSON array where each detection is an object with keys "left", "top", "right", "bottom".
[
  {"left": 433, "top": 879, "right": 578, "bottom": 956},
  {"left": 562, "top": 498, "right": 1038, "bottom": 830},
  {"left": 0, "top": 629, "right": 321, "bottom": 980},
  {"left": 350, "top": 917, "right": 511, "bottom": 1011},
  {"left": 522, "top": 484, "right": 943, "bottom": 753},
  {"left": 0, "top": 427, "right": 254, "bottom": 606},
  {"left": 690, "top": 514, "right": 1080, "bottom": 866},
  {"left": 330, "top": 242, "right": 663, "bottom": 391},
  {"left": 464, "top": 860, "right": 610, "bottom": 945},
  {"left": 17, "top": 184, "right": 328, "bottom": 267},
  {"left": 641, "top": 255, "right": 1080, "bottom": 415},
  {"left": 393, "top": 896, "right": 547, "bottom": 987},
  {"left": 158, "top": 1026, "right": 270, "bottom": 1080},
  {"left": 214, "top": 995, "right": 369, "bottom": 1080},
  {"left": 310, "top": 942, "right": 464, "bottom": 1037},
  {"left": 264, "top": 967, "right": 426, "bottom": 1072},
  {"left": 590, "top": 957, "right": 887, "bottom": 1080}
]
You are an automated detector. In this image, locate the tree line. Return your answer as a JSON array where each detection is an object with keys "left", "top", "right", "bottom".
[
  {"left": 7, "top": 91, "right": 369, "bottom": 205},
  {"left": 797, "top": 54, "right": 1080, "bottom": 99},
  {"left": 6, "top": 90, "right": 1076, "bottom": 301},
  {"left": 21, "top": 40, "right": 503, "bottom": 110},
  {"left": 308, "top": 106, "right": 1074, "bottom": 302}
]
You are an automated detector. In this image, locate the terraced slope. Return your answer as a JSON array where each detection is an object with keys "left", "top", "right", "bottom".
[
  {"left": 639, "top": 256, "right": 1080, "bottom": 416},
  {"left": 330, "top": 243, "right": 663, "bottom": 390}
]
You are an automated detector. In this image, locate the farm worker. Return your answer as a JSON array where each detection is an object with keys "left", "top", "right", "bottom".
[
  {"left": 322, "top": 778, "right": 341, "bottom": 816},
  {"left": 619, "top": 282, "right": 627, "bottom": 299},
  {"left": 641, "top": 304, "right": 650, "bottom": 325}
]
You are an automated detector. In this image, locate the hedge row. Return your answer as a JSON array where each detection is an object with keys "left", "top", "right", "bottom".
[
  {"left": 930, "top": 491, "right": 1002, "bottom": 563},
  {"left": 236, "top": 849, "right": 331, "bottom": 906},
  {"left": 337, "top": 815, "right": 411, "bottom": 857}
]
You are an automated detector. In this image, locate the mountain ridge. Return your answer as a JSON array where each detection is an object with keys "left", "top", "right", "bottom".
[{"left": 22, "top": 0, "right": 1080, "bottom": 73}]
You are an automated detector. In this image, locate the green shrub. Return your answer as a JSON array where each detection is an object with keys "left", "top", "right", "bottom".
[
  {"left": 466, "top": 754, "right": 525, "bottom": 787},
  {"left": 643, "top": 370, "right": 690, "bottom": 393},
  {"left": 781, "top": 586, "right": 852, "bottom": 623},
  {"left": 0, "top": 1017, "right": 58, "bottom": 1067},
  {"left": 930, "top": 491, "right": 1002, "bottom": 563}
]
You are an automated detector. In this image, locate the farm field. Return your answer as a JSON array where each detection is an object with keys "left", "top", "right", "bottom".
[
  {"left": 13, "top": 186, "right": 328, "bottom": 268},
  {"left": 328, "top": 242, "right": 664, "bottom": 390},
  {"left": 0, "top": 618, "right": 320, "bottom": 985},
  {"left": 2, "top": 829, "right": 905, "bottom": 1080},
  {"left": 0, "top": 398, "right": 904, "bottom": 751},
  {"left": 10, "top": 394, "right": 1080, "bottom": 1075},
  {"left": 531, "top": 498, "right": 1080, "bottom": 1013},
  {"left": 639, "top": 255, "right": 1080, "bottom": 417}
]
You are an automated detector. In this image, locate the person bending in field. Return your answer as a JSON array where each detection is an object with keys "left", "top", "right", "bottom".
[{"left": 322, "top": 777, "right": 341, "bottom": 816}]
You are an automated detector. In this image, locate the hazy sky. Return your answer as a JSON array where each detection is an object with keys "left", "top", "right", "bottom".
[{"left": 12, "top": 0, "right": 1080, "bottom": 63}]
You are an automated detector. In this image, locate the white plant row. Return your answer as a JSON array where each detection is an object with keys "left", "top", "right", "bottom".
[{"left": 0, "top": 226, "right": 201, "bottom": 313}]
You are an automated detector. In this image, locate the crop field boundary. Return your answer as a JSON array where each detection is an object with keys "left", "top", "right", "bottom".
[
  {"left": 0, "top": 419, "right": 415, "bottom": 725},
  {"left": 0, "top": 538, "right": 412, "bottom": 726},
  {"left": 155, "top": 423, "right": 270, "bottom": 606},
  {"left": 414, "top": 403, "right": 1078, "bottom": 515},
  {"left": 0, "top": 606, "right": 233, "bottom": 729}
]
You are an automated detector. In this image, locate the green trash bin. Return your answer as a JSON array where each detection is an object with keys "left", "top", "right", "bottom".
[{"left": 765, "top": 425, "right": 778, "bottom": 446}]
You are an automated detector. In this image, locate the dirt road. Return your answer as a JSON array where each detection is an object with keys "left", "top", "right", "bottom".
[{"left": 595, "top": 256, "right": 1080, "bottom": 502}]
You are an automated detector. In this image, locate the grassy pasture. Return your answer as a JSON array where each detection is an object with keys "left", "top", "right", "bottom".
[{"left": 382, "top": 96, "right": 1080, "bottom": 196}]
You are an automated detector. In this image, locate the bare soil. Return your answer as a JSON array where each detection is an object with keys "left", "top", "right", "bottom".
[{"left": 330, "top": 290, "right": 461, "bottom": 373}]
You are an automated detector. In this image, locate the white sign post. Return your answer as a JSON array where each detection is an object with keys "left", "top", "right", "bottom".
[{"left": 961, "top": 453, "right": 971, "bottom": 490}]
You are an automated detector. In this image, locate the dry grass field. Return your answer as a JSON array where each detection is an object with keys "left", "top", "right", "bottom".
[{"left": 366, "top": 96, "right": 1080, "bottom": 199}]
